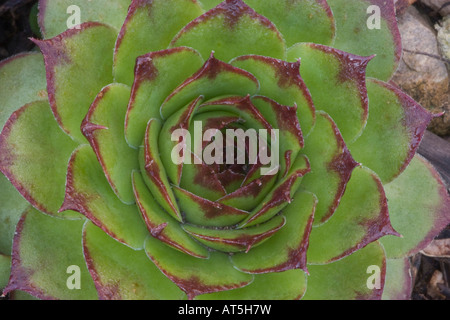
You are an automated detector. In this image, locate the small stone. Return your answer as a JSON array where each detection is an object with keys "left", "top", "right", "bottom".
[{"left": 419, "top": 0, "right": 450, "bottom": 16}]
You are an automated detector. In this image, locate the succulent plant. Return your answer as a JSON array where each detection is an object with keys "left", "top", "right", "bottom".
[{"left": 0, "top": 0, "right": 449, "bottom": 300}]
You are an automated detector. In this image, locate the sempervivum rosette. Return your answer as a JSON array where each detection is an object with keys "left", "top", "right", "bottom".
[{"left": 0, "top": 0, "right": 449, "bottom": 300}]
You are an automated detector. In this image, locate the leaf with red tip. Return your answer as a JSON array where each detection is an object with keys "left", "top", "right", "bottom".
[
  {"left": 230, "top": 55, "right": 315, "bottom": 136},
  {"left": 139, "top": 118, "right": 182, "bottom": 221},
  {"left": 170, "top": 0, "right": 286, "bottom": 62},
  {"left": 231, "top": 191, "right": 316, "bottom": 274},
  {"left": 183, "top": 215, "right": 286, "bottom": 253},
  {"left": 3, "top": 208, "right": 97, "bottom": 300},
  {"left": 239, "top": 154, "right": 310, "bottom": 228},
  {"left": 288, "top": 43, "right": 371, "bottom": 143},
  {"left": 380, "top": 155, "right": 450, "bottom": 259},
  {"left": 349, "top": 79, "right": 434, "bottom": 184},
  {"left": 113, "top": 0, "right": 204, "bottom": 85},
  {"left": 132, "top": 171, "right": 209, "bottom": 259},
  {"left": 83, "top": 221, "right": 187, "bottom": 300},
  {"left": 299, "top": 111, "right": 359, "bottom": 225},
  {"left": 197, "top": 269, "right": 307, "bottom": 300},
  {"left": 145, "top": 235, "right": 253, "bottom": 300},
  {"left": 0, "top": 101, "right": 79, "bottom": 218},
  {"left": 60, "top": 145, "right": 148, "bottom": 249},
  {"left": 33, "top": 22, "right": 117, "bottom": 142},
  {"left": 382, "top": 258, "right": 412, "bottom": 300},
  {"left": 159, "top": 54, "right": 260, "bottom": 120},
  {"left": 307, "top": 166, "right": 399, "bottom": 264},
  {"left": 81, "top": 83, "right": 138, "bottom": 205},
  {"left": 125, "top": 47, "right": 204, "bottom": 148},
  {"left": 243, "top": 0, "right": 335, "bottom": 47},
  {"left": 172, "top": 186, "right": 249, "bottom": 227},
  {"left": 326, "top": 0, "right": 402, "bottom": 81},
  {"left": 303, "top": 242, "right": 386, "bottom": 300},
  {"left": 38, "top": 0, "right": 130, "bottom": 38}
]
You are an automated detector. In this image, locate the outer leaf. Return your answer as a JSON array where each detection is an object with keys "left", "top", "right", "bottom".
[
  {"left": 307, "top": 166, "right": 399, "bottom": 264},
  {"left": 244, "top": 0, "right": 335, "bottom": 47},
  {"left": 382, "top": 258, "right": 412, "bottom": 300},
  {"left": 326, "top": 0, "right": 402, "bottom": 81},
  {"left": 197, "top": 270, "right": 307, "bottom": 300},
  {"left": 0, "top": 52, "right": 47, "bottom": 128},
  {"left": 170, "top": 0, "right": 286, "bottom": 62},
  {"left": 113, "top": 0, "right": 204, "bottom": 85},
  {"left": 3, "top": 208, "right": 98, "bottom": 300},
  {"left": 380, "top": 155, "right": 450, "bottom": 258},
  {"left": 303, "top": 242, "right": 386, "bottom": 300},
  {"left": 38, "top": 0, "right": 130, "bottom": 38},
  {"left": 125, "top": 47, "right": 204, "bottom": 148},
  {"left": 0, "top": 254, "right": 11, "bottom": 292},
  {"left": 33, "top": 22, "right": 117, "bottom": 142},
  {"left": 83, "top": 221, "right": 186, "bottom": 300},
  {"left": 287, "top": 43, "right": 371, "bottom": 142},
  {"left": 81, "top": 83, "right": 138, "bottom": 204},
  {"left": 349, "top": 79, "right": 434, "bottom": 183},
  {"left": 145, "top": 236, "right": 253, "bottom": 300},
  {"left": 60, "top": 145, "right": 148, "bottom": 249},
  {"left": 0, "top": 101, "right": 79, "bottom": 218}
]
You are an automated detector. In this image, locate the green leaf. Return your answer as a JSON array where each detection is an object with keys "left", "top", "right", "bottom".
[
  {"left": 132, "top": 171, "right": 210, "bottom": 259},
  {"left": 145, "top": 235, "right": 254, "bottom": 300},
  {"left": 349, "top": 79, "right": 433, "bottom": 184},
  {"left": 83, "top": 221, "right": 186, "bottom": 300},
  {"left": 197, "top": 269, "right": 307, "bottom": 300},
  {"left": 326, "top": 0, "right": 402, "bottom": 81},
  {"left": 0, "top": 100, "right": 79, "bottom": 218},
  {"left": 231, "top": 191, "right": 316, "bottom": 274},
  {"left": 33, "top": 22, "right": 117, "bottom": 142},
  {"left": 81, "top": 83, "right": 139, "bottom": 204},
  {"left": 382, "top": 258, "right": 412, "bottom": 300},
  {"left": 303, "top": 242, "right": 386, "bottom": 300},
  {"left": 243, "top": 0, "right": 335, "bottom": 47},
  {"left": 288, "top": 43, "right": 371, "bottom": 143},
  {"left": 170, "top": 0, "right": 286, "bottom": 62},
  {"left": 0, "top": 253, "right": 11, "bottom": 292},
  {"left": 60, "top": 145, "right": 148, "bottom": 249},
  {"left": 307, "top": 166, "right": 398, "bottom": 264},
  {"left": 113, "top": 0, "right": 204, "bottom": 85},
  {"left": 380, "top": 155, "right": 450, "bottom": 258},
  {"left": 0, "top": 52, "right": 47, "bottom": 128},
  {"left": 38, "top": 0, "right": 130, "bottom": 38},
  {"left": 125, "top": 47, "right": 204, "bottom": 148},
  {"left": 3, "top": 208, "right": 98, "bottom": 300}
]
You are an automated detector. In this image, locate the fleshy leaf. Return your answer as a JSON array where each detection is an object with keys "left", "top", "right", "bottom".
[
  {"left": 307, "top": 166, "right": 399, "bottom": 264},
  {"left": 230, "top": 55, "right": 315, "bottom": 136},
  {"left": 132, "top": 171, "right": 209, "bottom": 259},
  {"left": 382, "top": 258, "right": 412, "bottom": 300},
  {"left": 349, "top": 79, "right": 434, "bottom": 183},
  {"left": 60, "top": 145, "right": 148, "bottom": 249},
  {"left": 299, "top": 111, "right": 359, "bottom": 225},
  {"left": 3, "top": 208, "right": 98, "bottom": 300},
  {"left": 125, "top": 47, "right": 204, "bottom": 148},
  {"left": 380, "top": 155, "right": 450, "bottom": 258},
  {"left": 197, "top": 269, "right": 307, "bottom": 300},
  {"left": 231, "top": 191, "right": 316, "bottom": 274},
  {"left": 81, "top": 83, "right": 138, "bottom": 204},
  {"left": 170, "top": 0, "right": 286, "bottom": 62},
  {"left": 159, "top": 53, "right": 259, "bottom": 120},
  {"left": 83, "top": 221, "right": 186, "bottom": 300},
  {"left": 0, "top": 52, "right": 47, "bottom": 128},
  {"left": 38, "top": 0, "right": 130, "bottom": 38},
  {"left": 243, "top": 0, "right": 335, "bottom": 47},
  {"left": 0, "top": 253, "right": 11, "bottom": 292},
  {"left": 172, "top": 186, "right": 249, "bottom": 227},
  {"left": 32, "top": 22, "right": 117, "bottom": 142},
  {"left": 145, "top": 235, "right": 254, "bottom": 300},
  {"left": 0, "top": 100, "right": 79, "bottom": 218},
  {"left": 287, "top": 43, "right": 371, "bottom": 142},
  {"left": 114, "top": 0, "right": 204, "bottom": 85},
  {"left": 326, "top": 0, "right": 402, "bottom": 81},
  {"left": 183, "top": 215, "right": 286, "bottom": 253},
  {"left": 303, "top": 242, "right": 386, "bottom": 300}
]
